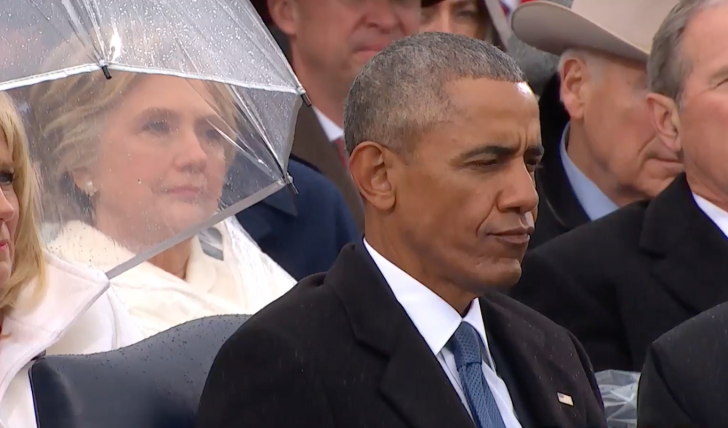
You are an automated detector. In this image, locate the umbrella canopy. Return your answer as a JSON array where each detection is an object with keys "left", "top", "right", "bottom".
[{"left": 0, "top": 0, "right": 303, "bottom": 278}]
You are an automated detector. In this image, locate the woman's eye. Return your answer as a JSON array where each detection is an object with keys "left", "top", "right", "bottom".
[
  {"left": 457, "top": 10, "right": 480, "bottom": 20},
  {"left": 143, "top": 120, "right": 170, "bottom": 134},
  {"left": 0, "top": 171, "right": 15, "bottom": 186}
]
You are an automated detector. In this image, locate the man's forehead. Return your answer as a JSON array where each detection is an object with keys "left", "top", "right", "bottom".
[
  {"left": 444, "top": 78, "right": 538, "bottom": 116},
  {"left": 681, "top": 5, "right": 728, "bottom": 73}
]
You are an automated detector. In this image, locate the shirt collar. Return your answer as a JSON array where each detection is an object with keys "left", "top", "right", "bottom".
[
  {"left": 693, "top": 193, "right": 728, "bottom": 240},
  {"left": 313, "top": 107, "right": 344, "bottom": 142},
  {"left": 363, "top": 239, "right": 490, "bottom": 358},
  {"left": 560, "top": 123, "right": 619, "bottom": 220}
]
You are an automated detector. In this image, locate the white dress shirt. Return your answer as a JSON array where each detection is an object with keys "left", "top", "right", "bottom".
[
  {"left": 364, "top": 240, "right": 522, "bottom": 428},
  {"left": 693, "top": 193, "right": 728, "bottom": 238},
  {"left": 313, "top": 107, "right": 344, "bottom": 142}
]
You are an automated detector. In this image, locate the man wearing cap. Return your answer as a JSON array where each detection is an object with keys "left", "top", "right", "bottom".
[
  {"left": 252, "top": 0, "right": 443, "bottom": 230},
  {"left": 510, "top": 0, "right": 682, "bottom": 248},
  {"left": 510, "top": 0, "right": 728, "bottom": 374}
]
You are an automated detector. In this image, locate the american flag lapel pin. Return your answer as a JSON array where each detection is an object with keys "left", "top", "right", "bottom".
[{"left": 557, "top": 392, "right": 574, "bottom": 406}]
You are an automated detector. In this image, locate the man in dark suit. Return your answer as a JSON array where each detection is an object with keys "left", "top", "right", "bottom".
[
  {"left": 251, "top": 0, "right": 445, "bottom": 230},
  {"left": 637, "top": 301, "right": 728, "bottom": 427},
  {"left": 510, "top": 0, "right": 728, "bottom": 373},
  {"left": 236, "top": 156, "right": 359, "bottom": 280},
  {"left": 197, "top": 33, "right": 605, "bottom": 428},
  {"left": 509, "top": 0, "right": 681, "bottom": 248}
]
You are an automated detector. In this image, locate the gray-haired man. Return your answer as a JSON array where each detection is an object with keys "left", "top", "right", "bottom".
[
  {"left": 512, "top": 0, "right": 728, "bottom": 374},
  {"left": 635, "top": 0, "right": 728, "bottom": 425},
  {"left": 511, "top": 0, "right": 681, "bottom": 248},
  {"left": 198, "top": 32, "right": 606, "bottom": 428}
]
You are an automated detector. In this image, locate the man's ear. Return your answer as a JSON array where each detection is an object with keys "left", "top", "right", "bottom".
[
  {"left": 646, "top": 92, "right": 682, "bottom": 154},
  {"left": 348, "top": 141, "right": 398, "bottom": 212},
  {"left": 268, "top": 0, "right": 297, "bottom": 36},
  {"left": 559, "top": 56, "right": 591, "bottom": 121}
]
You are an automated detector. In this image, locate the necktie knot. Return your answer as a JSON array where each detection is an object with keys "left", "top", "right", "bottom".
[{"left": 448, "top": 322, "right": 483, "bottom": 368}]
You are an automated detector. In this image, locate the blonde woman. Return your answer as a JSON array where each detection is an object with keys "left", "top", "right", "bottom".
[
  {"left": 0, "top": 91, "right": 141, "bottom": 428},
  {"left": 27, "top": 38, "right": 294, "bottom": 339}
]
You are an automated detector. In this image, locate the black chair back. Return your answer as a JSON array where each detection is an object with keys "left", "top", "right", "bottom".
[{"left": 30, "top": 315, "right": 249, "bottom": 428}]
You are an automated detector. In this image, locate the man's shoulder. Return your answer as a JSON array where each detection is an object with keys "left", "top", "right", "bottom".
[
  {"left": 485, "top": 291, "right": 580, "bottom": 342},
  {"left": 532, "top": 199, "right": 650, "bottom": 261},
  {"left": 233, "top": 272, "right": 347, "bottom": 342},
  {"left": 653, "top": 300, "right": 728, "bottom": 362}
]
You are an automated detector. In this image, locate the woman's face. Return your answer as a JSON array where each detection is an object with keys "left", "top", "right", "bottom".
[
  {"left": 420, "top": 0, "right": 490, "bottom": 40},
  {"left": 0, "top": 133, "right": 19, "bottom": 285},
  {"left": 87, "top": 75, "right": 229, "bottom": 247}
]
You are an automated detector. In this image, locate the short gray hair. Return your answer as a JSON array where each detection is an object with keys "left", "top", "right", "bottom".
[
  {"left": 648, "top": 0, "right": 728, "bottom": 103},
  {"left": 344, "top": 32, "right": 525, "bottom": 154}
]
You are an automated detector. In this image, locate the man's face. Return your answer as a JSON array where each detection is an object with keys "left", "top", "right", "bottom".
[
  {"left": 286, "top": 0, "right": 421, "bottom": 93},
  {"left": 581, "top": 56, "right": 682, "bottom": 202},
  {"left": 673, "top": 3, "right": 728, "bottom": 195},
  {"left": 395, "top": 78, "right": 541, "bottom": 291},
  {"left": 420, "top": 0, "right": 489, "bottom": 40}
]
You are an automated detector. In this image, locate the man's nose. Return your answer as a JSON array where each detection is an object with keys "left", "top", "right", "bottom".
[
  {"left": 497, "top": 164, "right": 539, "bottom": 214},
  {"left": 366, "top": 0, "right": 401, "bottom": 30}
]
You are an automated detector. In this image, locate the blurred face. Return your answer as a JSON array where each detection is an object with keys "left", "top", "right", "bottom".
[
  {"left": 580, "top": 57, "right": 681, "bottom": 202},
  {"left": 420, "top": 0, "right": 489, "bottom": 39},
  {"left": 88, "top": 75, "right": 228, "bottom": 248},
  {"left": 282, "top": 0, "right": 421, "bottom": 94},
  {"left": 396, "top": 79, "right": 541, "bottom": 291},
  {"left": 670, "top": 4, "right": 728, "bottom": 199},
  {"left": 0, "top": 134, "right": 19, "bottom": 286}
]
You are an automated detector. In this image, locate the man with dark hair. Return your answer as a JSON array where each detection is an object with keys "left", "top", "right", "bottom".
[{"left": 197, "top": 32, "right": 605, "bottom": 428}]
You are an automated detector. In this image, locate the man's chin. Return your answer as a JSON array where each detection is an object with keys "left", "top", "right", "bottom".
[{"left": 467, "top": 259, "right": 523, "bottom": 293}]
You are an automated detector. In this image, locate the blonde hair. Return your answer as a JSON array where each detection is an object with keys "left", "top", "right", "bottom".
[
  {"left": 0, "top": 92, "right": 46, "bottom": 311},
  {"left": 27, "top": 32, "right": 239, "bottom": 225}
]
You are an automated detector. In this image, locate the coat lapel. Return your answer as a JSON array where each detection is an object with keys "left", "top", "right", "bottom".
[
  {"left": 328, "top": 243, "right": 475, "bottom": 428},
  {"left": 641, "top": 175, "right": 728, "bottom": 314},
  {"left": 480, "top": 294, "right": 581, "bottom": 428},
  {"left": 291, "top": 106, "right": 364, "bottom": 229}
]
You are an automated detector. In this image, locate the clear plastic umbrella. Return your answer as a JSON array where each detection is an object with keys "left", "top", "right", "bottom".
[{"left": 0, "top": 0, "right": 304, "bottom": 278}]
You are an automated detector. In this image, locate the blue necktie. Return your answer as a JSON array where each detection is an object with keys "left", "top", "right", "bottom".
[{"left": 448, "top": 322, "right": 507, "bottom": 428}]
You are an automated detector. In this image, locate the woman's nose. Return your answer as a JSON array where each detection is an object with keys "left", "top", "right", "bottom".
[
  {"left": 174, "top": 129, "right": 209, "bottom": 172},
  {"left": 0, "top": 190, "right": 16, "bottom": 222}
]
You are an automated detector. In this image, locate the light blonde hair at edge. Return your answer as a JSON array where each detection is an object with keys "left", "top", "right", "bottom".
[{"left": 0, "top": 92, "right": 46, "bottom": 312}]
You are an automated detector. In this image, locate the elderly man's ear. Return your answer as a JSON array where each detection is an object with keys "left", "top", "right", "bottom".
[
  {"left": 646, "top": 93, "right": 682, "bottom": 155},
  {"left": 349, "top": 141, "right": 398, "bottom": 211}
]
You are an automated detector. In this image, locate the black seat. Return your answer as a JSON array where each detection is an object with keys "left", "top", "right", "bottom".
[{"left": 29, "top": 314, "right": 249, "bottom": 428}]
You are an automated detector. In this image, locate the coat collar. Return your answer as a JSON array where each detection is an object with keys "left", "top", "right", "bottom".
[
  {"left": 0, "top": 251, "right": 110, "bottom": 401},
  {"left": 48, "top": 221, "right": 219, "bottom": 293},
  {"left": 640, "top": 174, "right": 728, "bottom": 314},
  {"left": 536, "top": 126, "right": 591, "bottom": 233},
  {"left": 291, "top": 105, "right": 364, "bottom": 229},
  {"left": 328, "top": 243, "right": 475, "bottom": 428},
  {"left": 536, "top": 75, "right": 591, "bottom": 232},
  {"left": 328, "top": 243, "right": 585, "bottom": 428}
]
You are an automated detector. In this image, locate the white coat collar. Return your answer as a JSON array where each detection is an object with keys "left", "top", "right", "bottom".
[{"left": 0, "top": 251, "right": 110, "bottom": 401}]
